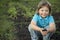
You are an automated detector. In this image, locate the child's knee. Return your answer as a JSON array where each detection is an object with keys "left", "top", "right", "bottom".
[{"left": 28, "top": 24, "right": 33, "bottom": 32}]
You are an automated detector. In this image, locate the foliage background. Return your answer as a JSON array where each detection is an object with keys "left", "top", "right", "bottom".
[{"left": 0, "top": 0, "right": 60, "bottom": 40}]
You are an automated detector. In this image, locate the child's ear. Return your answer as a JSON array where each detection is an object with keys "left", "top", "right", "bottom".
[{"left": 38, "top": 9, "right": 39, "bottom": 13}]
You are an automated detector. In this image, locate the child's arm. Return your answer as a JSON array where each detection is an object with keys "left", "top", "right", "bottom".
[
  {"left": 47, "top": 22, "right": 56, "bottom": 33},
  {"left": 47, "top": 16, "right": 56, "bottom": 33},
  {"left": 30, "top": 20, "right": 43, "bottom": 32},
  {"left": 30, "top": 20, "right": 49, "bottom": 36}
]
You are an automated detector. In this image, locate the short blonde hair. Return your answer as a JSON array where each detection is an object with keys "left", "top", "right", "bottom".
[{"left": 36, "top": 0, "right": 51, "bottom": 15}]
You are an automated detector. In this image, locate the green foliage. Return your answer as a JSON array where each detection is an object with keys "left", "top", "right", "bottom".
[
  {"left": 48, "top": 0, "right": 60, "bottom": 13},
  {"left": 8, "top": 2, "right": 17, "bottom": 18},
  {"left": 0, "top": 1, "right": 15, "bottom": 40},
  {"left": 7, "top": 2, "right": 35, "bottom": 18},
  {"left": 0, "top": 15, "right": 14, "bottom": 40}
]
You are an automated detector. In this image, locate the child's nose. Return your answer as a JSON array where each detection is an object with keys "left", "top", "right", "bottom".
[{"left": 43, "top": 11, "right": 46, "bottom": 13}]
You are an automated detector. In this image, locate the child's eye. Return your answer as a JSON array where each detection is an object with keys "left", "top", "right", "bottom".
[
  {"left": 41, "top": 10, "right": 44, "bottom": 11},
  {"left": 45, "top": 10, "right": 49, "bottom": 12},
  {"left": 41, "top": 10, "right": 49, "bottom": 12}
]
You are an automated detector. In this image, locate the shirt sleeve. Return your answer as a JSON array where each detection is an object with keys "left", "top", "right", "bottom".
[
  {"left": 49, "top": 16, "right": 55, "bottom": 24},
  {"left": 32, "top": 14, "right": 38, "bottom": 23}
]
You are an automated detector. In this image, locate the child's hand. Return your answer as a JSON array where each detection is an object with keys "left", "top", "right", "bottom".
[
  {"left": 40, "top": 28, "right": 48, "bottom": 36},
  {"left": 42, "top": 29, "right": 47, "bottom": 31},
  {"left": 41, "top": 31, "right": 48, "bottom": 36}
]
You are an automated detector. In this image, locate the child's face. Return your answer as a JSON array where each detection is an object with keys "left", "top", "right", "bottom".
[{"left": 38, "top": 6, "right": 49, "bottom": 18}]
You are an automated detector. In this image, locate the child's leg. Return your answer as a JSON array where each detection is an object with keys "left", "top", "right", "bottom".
[
  {"left": 43, "top": 26, "right": 54, "bottom": 40},
  {"left": 43, "top": 34, "right": 50, "bottom": 40},
  {"left": 28, "top": 25, "right": 38, "bottom": 40},
  {"left": 43, "top": 33, "right": 53, "bottom": 40}
]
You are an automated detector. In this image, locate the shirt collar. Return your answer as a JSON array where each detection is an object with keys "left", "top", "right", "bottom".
[{"left": 39, "top": 15, "right": 49, "bottom": 20}]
